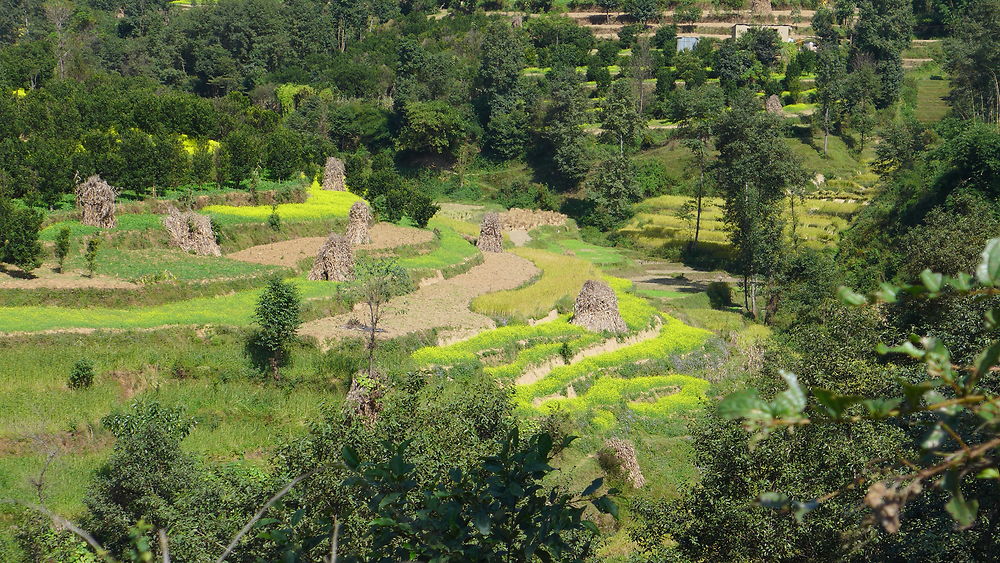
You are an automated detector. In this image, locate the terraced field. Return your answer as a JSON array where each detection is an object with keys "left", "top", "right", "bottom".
[{"left": 621, "top": 175, "right": 877, "bottom": 251}]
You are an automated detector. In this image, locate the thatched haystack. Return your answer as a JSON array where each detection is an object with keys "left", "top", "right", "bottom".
[
  {"left": 571, "top": 279, "right": 627, "bottom": 333},
  {"left": 345, "top": 369, "right": 387, "bottom": 421},
  {"left": 765, "top": 94, "right": 783, "bottom": 114},
  {"left": 75, "top": 174, "right": 119, "bottom": 228},
  {"left": 750, "top": 0, "right": 772, "bottom": 17},
  {"left": 322, "top": 156, "right": 346, "bottom": 191},
  {"left": 308, "top": 232, "right": 354, "bottom": 281},
  {"left": 162, "top": 205, "right": 222, "bottom": 256},
  {"left": 601, "top": 438, "right": 646, "bottom": 488},
  {"left": 477, "top": 212, "right": 503, "bottom": 253},
  {"left": 345, "top": 201, "right": 373, "bottom": 245}
]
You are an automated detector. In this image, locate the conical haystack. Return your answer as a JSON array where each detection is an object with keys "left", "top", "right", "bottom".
[
  {"left": 75, "top": 174, "right": 119, "bottom": 228},
  {"left": 571, "top": 279, "right": 627, "bottom": 333},
  {"left": 345, "top": 369, "right": 387, "bottom": 422},
  {"left": 765, "top": 94, "right": 783, "bottom": 114},
  {"left": 477, "top": 212, "right": 503, "bottom": 253},
  {"left": 162, "top": 205, "right": 222, "bottom": 256},
  {"left": 308, "top": 232, "right": 354, "bottom": 281},
  {"left": 322, "top": 156, "right": 346, "bottom": 191},
  {"left": 345, "top": 201, "right": 373, "bottom": 245},
  {"left": 602, "top": 438, "right": 646, "bottom": 488}
]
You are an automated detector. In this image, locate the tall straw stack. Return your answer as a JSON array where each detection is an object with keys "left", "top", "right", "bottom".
[
  {"left": 602, "top": 438, "right": 646, "bottom": 488},
  {"left": 322, "top": 156, "right": 346, "bottom": 191},
  {"left": 477, "top": 212, "right": 503, "bottom": 253},
  {"left": 571, "top": 279, "right": 627, "bottom": 333},
  {"left": 345, "top": 201, "right": 373, "bottom": 245},
  {"left": 75, "top": 174, "right": 118, "bottom": 229},
  {"left": 308, "top": 232, "right": 354, "bottom": 281},
  {"left": 162, "top": 205, "right": 222, "bottom": 256}
]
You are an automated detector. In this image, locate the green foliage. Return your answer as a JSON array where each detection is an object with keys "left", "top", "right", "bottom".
[
  {"left": 84, "top": 237, "right": 100, "bottom": 278},
  {"left": 350, "top": 258, "right": 411, "bottom": 374},
  {"left": 721, "top": 239, "right": 1000, "bottom": 537},
  {"left": 713, "top": 90, "right": 807, "bottom": 317},
  {"left": 585, "top": 156, "right": 641, "bottom": 230},
  {"left": 344, "top": 430, "right": 614, "bottom": 561},
  {"left": 0, "top": 198, "right": 43, "bottom": 271},
  {"left": 397, "top": 100, "right": 467, "bottom": 156},
  {"left": 706, "top": 281, "right": 733, "bottom": 309},
  {"left": 253, "top": 278, "right": 302, "bottom": 377},
  {"left": 601, "top": 80, "right": 644, "bottom": 154},
  {"left": 54, "top": 226, "right": 71, "bottom": 271},
  {"left": 68, "top": 358, "right": 96, "bottom": 390},
  {"left": 267, "top": 205, "right": 281, "bottom": 231}
]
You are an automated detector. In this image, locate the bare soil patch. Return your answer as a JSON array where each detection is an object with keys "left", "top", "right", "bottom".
[
  {"left": 0, "top": 263, "right": 137, "bottom": 290},
  {"left": 300, "top": 252, "right": 539, "bottom": 346},
  {"left": 227, "top": 223, "right": 434, "bottom": 268}
]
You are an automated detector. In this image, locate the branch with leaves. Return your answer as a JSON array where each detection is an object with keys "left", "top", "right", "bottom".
[{"left": 721, "top": 238, "right": 1000, "bottom": 532}]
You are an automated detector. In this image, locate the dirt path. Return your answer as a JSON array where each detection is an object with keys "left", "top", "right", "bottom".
[
  {"left": 227, "top": 223, "right": 435, "bottom": 268},
  {"left": 516, "top": 319, "right": 663, "bottom": 388},
  {"left": 300, "top": 252, "right": 539, "bottom": 346}
]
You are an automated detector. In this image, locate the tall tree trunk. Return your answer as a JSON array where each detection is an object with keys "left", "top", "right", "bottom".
[{"left": 823, "top": 106, "right": 830, "bottom": 156}]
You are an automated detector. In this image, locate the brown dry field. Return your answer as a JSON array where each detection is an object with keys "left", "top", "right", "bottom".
[
  {"left": 227, "top": 223, "right": 435, "bottom": 268},
  {"left": 300, "top": 251, "right": 539, "bottom": 346}
]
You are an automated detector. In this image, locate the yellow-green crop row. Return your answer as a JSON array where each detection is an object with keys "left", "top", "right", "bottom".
[
  {"left": 516, "top": 316, "right": 712, "bottom": 407},
  {"left": 484, "top": 333, "right": 605, "bottom": 380},
  {"left": 471, "top": 248, "right": 604, "bottom": 320},
  {"left": 549, "top": 374, "right": 710, "bottom": 419},
  {"left": 412, "top": 317, "right": 588, "bottom": 366},
  {"left": 203, "top": 183, "right": 361, "bottom": 220},
  {"left": 0, "top": 279, "right": 343, "bottom": 333}
]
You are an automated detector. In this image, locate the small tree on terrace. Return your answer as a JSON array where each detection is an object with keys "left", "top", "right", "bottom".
[
  {"left": 0, "top": 197, "right": 44, "bottom": 272},
  {"left": 350, "top": 258, "right": 410, "bottom": 376},
  {"left": 54, "top": 227, "right": 70, "bottom": 272},
  {"left": 253, "top": 278, "right": 302, "bottom": 379}
]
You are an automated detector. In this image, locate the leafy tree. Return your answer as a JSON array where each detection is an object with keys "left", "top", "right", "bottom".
[
  {"left": 596, "top": 0, "right": 620, "bottom": 22},
  {"left": 673, "top": 50, "right": 707, "bottom": 87},
  {"left": 543, "top": 69, "right": 591, "bottom": 188},
  {"left": 600, "top": 80, "right": 644, "bottom": 155},
  {"left": 624, "top": 0, "right": 661, "bottom": 24},
  {"left": 850, "top": 0, "right": 913, "bottom": 108},
  {"left": 674, "top": 84, "right": 724, "bottom": 248},
  {"left": 815, "top": 42, "right": 846, "bottom": 157},
  {"left": 478, "top": 22, "right": 528, "bottom": 159},
  {"left": 54, "top": 226, "right": 70, "bottom": 272},
  {"left": 0, "top": 198, "right": 43, "bottom": 272},
  {"left": 851, "top": 99, "right": 878, "bottom": 150},
  {"left": 585, "top": 155, "right": 641, "bottom": 229},
  {"left": 220, "top": 128, "right": 263, "bottom": 190},
  {"left": 715, "top": 39, "right": 763, "bottom": 92},
  {"left": 350, "top": 258, "right": 410, "bottom": 377},
  {"left": 344, "top": 430, "right": 616, "bottom": 562},
  {"left": 253, "top": 278, "right": 302, "bottom": 379},
  {"left": 943, "top": 0, "right": 1000, "bottom": 123},
  {"left": 84, "top": 237, "right": 100, "bottom": 278},
  {"left": 397, "top": 100, "right": 467, "bottom": 156},
  {"left": 721, "top": 239, "right": 1000, "bottom": 549},
  {"left": 83, "top": 402, "right": 200, "bottom": 557},
  {"left": 738, "top": 27, "right": 781, "bottom": 69},
  {"left": 673, "top": 0, "right": 702, "bottom": 29},
  {"left": 713, "top": 91, "right": 806, "bottom": 319}
]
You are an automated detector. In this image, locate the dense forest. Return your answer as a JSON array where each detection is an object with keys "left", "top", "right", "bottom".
[{"left": 2, "top": 0, "right": 1000, "bottom": 561}]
